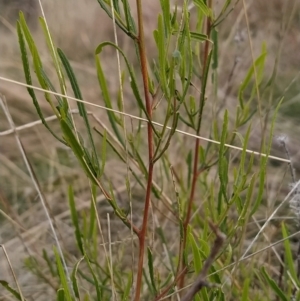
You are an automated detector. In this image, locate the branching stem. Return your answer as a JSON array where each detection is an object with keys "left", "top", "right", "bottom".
[
  {"left": 178, "top": 0, "right": 213, "bottom": 289},
  {"left": 134, "top": 0, "right": 154, "bottom": 300}
]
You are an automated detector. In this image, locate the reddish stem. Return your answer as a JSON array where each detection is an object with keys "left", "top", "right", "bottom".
[
  {"left": 178, "top": 2, "right": 212, "bottom": 290},
  {"left": 134, "top": 0, "right": 154, "bottom": 300}
]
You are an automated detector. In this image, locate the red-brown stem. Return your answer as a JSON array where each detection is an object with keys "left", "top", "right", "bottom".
[
  {"left": 178, "top": 2, "right": 212, "bottom": 290},
  {"left": 134, "top": 0, "right": 154, "bottom": 300}
]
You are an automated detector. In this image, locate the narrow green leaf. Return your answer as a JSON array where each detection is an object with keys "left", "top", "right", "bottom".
[
  {"left": 112, "top": 0, "right": 120, "bottom": 13},
  {"left": 212, "top": 28, "right": 218, "bottom": 69},
  {"left": 193, "top": 0, "right": 212, "bottom": 17},
  {"left": 57, "top": 288, "right": 65, "bottom": 301},
  {"left": 68, "top": 186, "right": 84, "bottom": 255},
  {"left": 173, "top": 30, "right": 208, "bottom": 42},
  {"left": 18, "top": 12, "right": 43, "bottom": 82},
  {"left": 60, "top": 119, "right": 98, "bottom": 186},
  {"left": 54, "top": 247, "right": 73, "bottom": 301},
  {"left": 261, "top": 267, "right": 289, "bottom": 301},
  {"left": 196, "top": 50, "right": 212, "bottom": 132},
  {"left": 250, "top": 97, "right": 283, "bottom": 215},
  {"left": 282, "top": 223, "right": 298, "bottom": 284},
  {"left": 89, "top": 184, "right": 97, "bottom": 239},
  {"left": 58, "top": 48, "right": 100, "bottom": 173},
  {"left": 156, "top": 226, "right": 176, "bottom": 274},
  {"left": 96, "top": 0, "right": 132, "bottom": 37},
  {"left": 100, "top": 129, "right": 107, "bottom": 176},
  {"left": 147, "top": 247, "right": 158, "bottom": 294},
  {"left": 39, "top": 18, "right": 67, "bottom": 102},
  {"left": 238, "top": 174, "right": 255, "bottom": 224},
  {"left": 83, "top": 257, "right": 102, "bottom": 300},
  {"left": 71, "top": 257, "right": 84, "bottom": 298},
  {"left": 122, "top": 0, "right": 137, "bottom": 35},
  {"left": 190, "top": 31, "right": 208, "bottom": 41},
  {"left": 160, "top": 0, "right": 171, "bottom": 37},
  {"left": 186, "top": 150, "right": 192, "bottom": 188},
  {"left": 156, "top": 14, "right": 168, "bottom": 98},
  {"left": 238, "top": 50, "right": 267, "bottom": 109},
  {"left": 188, "top": 227, "right": 202, "bottom": 273},
  {"left": 17, "top": 21, "right": 66, "bottom": 145},
  {"left": 0, "top": 280, "right": 24, "bottom": 300},
  {"left": 142, "top": 269, "right": 155, "bottom": 295},
  {"left": 39, "top": 68, "right": 64, "bottom": 108},
  {"left": 94, "top": 55, "right": 124, "bottom": 143},
  {"left": 42, "top": 249, "right": 56, "bottom": 277},
  {"left": 122, "top": 272, "right": 133, "bottom": 301},
  {"left": 218, "top": 110, "right": 229, "bottom": 204}
]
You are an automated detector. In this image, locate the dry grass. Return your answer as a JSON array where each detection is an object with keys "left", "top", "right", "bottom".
[{"left": 1, "top": 0, "right": 300, "bottom": 300}]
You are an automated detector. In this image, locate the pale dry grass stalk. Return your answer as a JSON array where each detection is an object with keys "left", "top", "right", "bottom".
[
  {"left": 0, "top": 76, "right": 291, "bottom": 165},
  {"left": 0, "top": 95, "right": 74, "bottom": 297},
  {"left": 0, "top": 244, "right": 24, "bottom": 301},
  {"left": 109, "top": 0, "right": 136, "bottom": 283},
  {"left": 37, "top": 0, "right": 79, "bottom": 143},
  {"left": 242, "top": 0, "right": 262, "bottom": 129},
  {"left": 240, "top": 179, "right": 300, "bottom": 264},
  {"left": 156, "top": 229, "right": 300, "bottom": 301},
  {"left": 2, "top": 184, "right": 127, "bottom": 251}
]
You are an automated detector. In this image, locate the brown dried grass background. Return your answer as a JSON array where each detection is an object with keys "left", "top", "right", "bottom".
[{"left": 1, "top": 0, "right": 300, "bottom": 300}]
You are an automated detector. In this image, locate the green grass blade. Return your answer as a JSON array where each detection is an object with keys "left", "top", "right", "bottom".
[
  {"left": 71, "top": 257, "right": 84, "bottom": 299},
  {"left": 100, "top": 129, "right": 107, "bottom": 176},
  {"left": 42, "top": 249, "right": 56, "bottom": 277},
  {"left": 122, "top": 272, "right": 133, "bottom": 301},
  {"left": 56, "top": 288, "right": 66, "bottom": 301},
  {"left": 68, "top": 185, "right": 84, "bottom": 255},
  {"left": 39, "top": 18, "right": 68, "bottom": 102},
  {"left": 95, "top": 55, "right": 124, "bottom": 144},
  {"left": 241, "top": 278, "right": 250, "bottom": 301},
  {"left": 282, "top": 223, "right": 298, "bottom": 284},
  {"left": 60, "top": 119, "right": 98, "bottom": 186},
  {"left": 238, "top": 49, "right": 267, "bottom": 109},
  {"left": 88, "top": 184, "right": 97, "bottom": 239},
  {"left": 84, "top": 254, "right": 102, "bottom": 299},
  {"left": 250, "top": 97, "right": 283, "bottom": 216},
  {"left": 218, "top": 110, "right": 229, "bottom": 206},
  {"left": 54, "top": 247, "right": 73, "bottom": 301},
  {"left": 261, "top": 267, "right": 288, "bottom": 301},
  {"left": 0, "top": 280, "right": 25, "bottom": 301}
]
